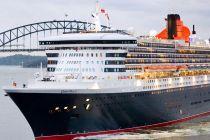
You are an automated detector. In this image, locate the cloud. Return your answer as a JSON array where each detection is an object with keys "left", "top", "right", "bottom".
[{"left": 0, "top": 0, "right": 209, "bottom": 39}]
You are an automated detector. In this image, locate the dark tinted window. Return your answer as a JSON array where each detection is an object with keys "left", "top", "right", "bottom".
[
  {"left": 104, "top": 68, "right": 126, "bottom": 72},
  {"left": 46, "top": 53, "right": 59, "bottom": 57},
  {"left": 106, "top": 53, "right": 127, "bottom": 57},
  {"left": 48, "top": 60, "right": 58, "bottom": 65},
  {"left": 40, "top": 40, "right": 137, "bottom": 45},
  {"left": 105, "top": 60, "right": 125, "bottom": 65},
  {"left": 47, "top": 67, "right": 55, "bottom": 72}
]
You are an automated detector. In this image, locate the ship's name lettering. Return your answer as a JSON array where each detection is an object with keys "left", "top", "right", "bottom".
[{"left": 61, "top": 90, "right": 77, "bottom": 93}]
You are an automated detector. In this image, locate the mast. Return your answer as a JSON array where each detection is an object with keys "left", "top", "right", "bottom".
[
  {"left": 92, "top": 0, "right": 111, "bottom": 31},
  {"left": 94, "top": 0, "right": 102, "bottom": 31}
]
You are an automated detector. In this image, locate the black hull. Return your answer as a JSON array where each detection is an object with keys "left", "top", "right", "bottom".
[{"left": 7, "top": 85, "right": 210, "bottom": 139}]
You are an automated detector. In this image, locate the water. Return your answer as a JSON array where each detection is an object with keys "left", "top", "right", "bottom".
[
  {"left": 0, "top": 66, "right": 210, "bottom": 140},
  {"left": 0, "top": 66, "right": 36, "bottom": 140},
  {"left": 85, "top": 124, "right": 210, "bottom": 140}
]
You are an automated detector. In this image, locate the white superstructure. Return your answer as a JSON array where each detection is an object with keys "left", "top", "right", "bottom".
[{"left": 41, "top": 32, "right": 136, "bottom": 81}]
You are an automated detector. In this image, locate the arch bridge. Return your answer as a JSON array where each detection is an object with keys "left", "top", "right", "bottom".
[{"left": 0, "top": 20, "right": 109, "bottom": 52}]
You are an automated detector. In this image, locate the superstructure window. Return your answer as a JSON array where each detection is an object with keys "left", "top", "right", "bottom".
[
  {"left": 105, "top": 60, "right": 125, "bottom": 65},
  {"left": 46, "top": 53, "right": 59, "bottom": 57},
  {"left": 47, "top": 67, "right": 56, "bottom": 72},
  {"left": 139, "top": 42, "right": 175, "bottom": 48},
  {"left": 40, "top": 40, "right": 137, "bottom": 45},
  {"left": 104, "top": 68, "right": 126, "bottom": 72},
  {"left": 48, "top": 60, "right": 58, "bottom": 65},
  {"left": 106, "top": 53, "right": 127, "bottom": 57},
  {"left": 49, "top": 47, "right": 126, "bottom": 51}
]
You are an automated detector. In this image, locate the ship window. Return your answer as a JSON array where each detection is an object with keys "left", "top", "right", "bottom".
[
  {"left": 48, "top": 60, "right": 58, "bottom": 65},
  {"left": 64, "top": 106, "right": 70, "bottom": 112},
  {"left": 104, "top": 68, "right": 126, "bottom": 72},
  {"left": 47, "top": 67, "right": 55, "bottom": 72},
  {"left": 55, "top": 107, "right": 61, "bottom": 112},
  {"left": 105, "top": 60, "right": 125, "bottom": 65},
  {"left": 106, "top": 53, "right": 127, "bottom": 57},
  {"left": 46, "top": 53, "right": 59, "bottom": 57},
  {"left": 191, "top": 101, "right": 202, "bottom": 105},
  {"left": 40, "top": 40, "right": 137, "bottom": 45},
  {"left": 49, "top": 110, "right": 54, "bottom": 114},
  {"left": 204, "top": 99, "right": 210, "bottom": 102},
  {"left": 85, "top": 104, "right": 92, "bottom": 111}
]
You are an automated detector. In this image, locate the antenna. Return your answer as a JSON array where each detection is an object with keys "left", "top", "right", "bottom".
[
  {"left": 96, "top": 0, "right": 99, "bottom": 12},
  {"left": 64, "top": 14, "right": 69, "bottom": 21}
]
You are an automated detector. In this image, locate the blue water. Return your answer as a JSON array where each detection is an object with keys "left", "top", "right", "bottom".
[{"left": 0, "top": 66, "right": 210, "bottom": 140}]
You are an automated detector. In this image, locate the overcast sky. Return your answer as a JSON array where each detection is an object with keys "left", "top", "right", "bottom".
[{"left": 0, "top": 0, "right": 209, "bottom": 39}]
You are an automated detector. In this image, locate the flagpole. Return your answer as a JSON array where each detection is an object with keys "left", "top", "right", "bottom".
[
  {"left": 94, "top": 0, "right": 102, "bottom": 31},
  {"left": 96, "top": 0, "right": 100, "bottom": 17}
]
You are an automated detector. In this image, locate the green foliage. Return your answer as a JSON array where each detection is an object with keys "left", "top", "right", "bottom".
[{"left": 0, "top": 55, "right": 47, "bottom": 68}]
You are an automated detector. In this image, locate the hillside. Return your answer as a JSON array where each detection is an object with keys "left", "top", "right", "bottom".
[{"left": 0, "top": 55, "right": 47, "bottom": 68}]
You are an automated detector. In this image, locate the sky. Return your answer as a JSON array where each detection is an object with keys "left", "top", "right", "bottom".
[{"left": 0, "top": 0, "right": 210, "bottom": 39}]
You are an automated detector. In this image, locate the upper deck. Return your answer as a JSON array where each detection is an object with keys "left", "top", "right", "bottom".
[
  {"left": 39, "top": 31, "right": 137, "bottom": 49},
  {"left": 138, "top": 36, "right": 210, "bottom": 51}
]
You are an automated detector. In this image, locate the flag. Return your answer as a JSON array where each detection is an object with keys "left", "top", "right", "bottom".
[
  {"left": 100, "top": 8, "right": 110, "bottom": 21},
  {"left": 101, "top": 9, "right": 106, "bottom": 13}
]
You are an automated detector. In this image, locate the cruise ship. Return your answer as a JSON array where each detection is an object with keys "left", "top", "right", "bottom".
[{"left": 3, "top": 6, "right": 210, "bottom": 140}]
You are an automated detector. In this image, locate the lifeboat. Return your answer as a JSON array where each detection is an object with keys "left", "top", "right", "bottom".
[
  {"left": 144, "top": 65, "right": 188, "bottom": 72},
  {"left": 176, "top": 65, "right": 188, "bottom": 71}
]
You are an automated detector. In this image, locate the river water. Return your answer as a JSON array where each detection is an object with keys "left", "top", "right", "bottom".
[{"left": 0, "top": 66, "right": 210, "bottom": 140}]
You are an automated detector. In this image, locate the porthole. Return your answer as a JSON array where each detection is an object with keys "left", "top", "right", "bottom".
[
  {"left": 64, "top": 106, "right": 70, "bottom": 112},
  {"left": 84, "top": 104, "right": 92, "bottom": 111},
  {"left": 55, "top": 107, "right": 61, "bottom": 112}
]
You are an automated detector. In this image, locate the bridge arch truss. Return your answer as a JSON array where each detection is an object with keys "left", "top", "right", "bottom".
[{"left": 0, "top": 20, "right": 108, "bottom": 51}]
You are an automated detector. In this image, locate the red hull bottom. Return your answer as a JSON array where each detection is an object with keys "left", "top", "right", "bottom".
[{"left": 36, "top": 111, "right": 210, "bottom": 140}]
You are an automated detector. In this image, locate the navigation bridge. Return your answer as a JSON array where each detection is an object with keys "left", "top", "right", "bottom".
[{"left": 0, "top": 20, "right": 109, "bottom": 53}]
